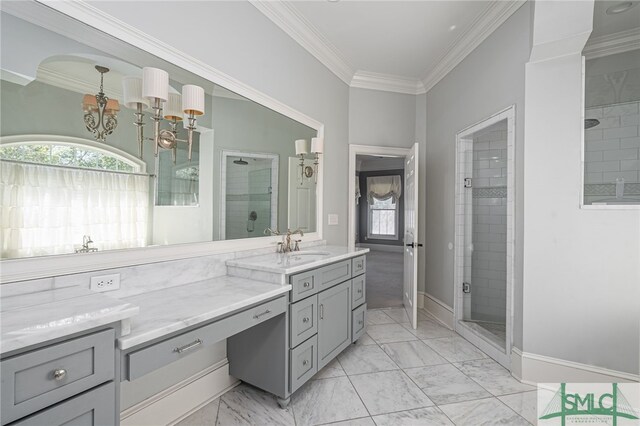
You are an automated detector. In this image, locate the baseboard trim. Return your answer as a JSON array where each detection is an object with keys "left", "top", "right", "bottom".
[
  {"left": 121, "top": 360, "right": 239, "bottom": 425},
  {"left": 357, "top": 243, "right": 403, "bottom": 253},
  {"left": 518, "top": 349, "right": 639, "bottom": 384},
  {"left": 419, "top": 292, "right": 454, "bottom": 330}
]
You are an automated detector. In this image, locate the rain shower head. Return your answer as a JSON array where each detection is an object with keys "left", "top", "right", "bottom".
[
  {"left": 585, "top": 118, "right": 600, "bottom": 129},
  {"left": 233, "top": 158, "right": 248, "bottom": 165}
]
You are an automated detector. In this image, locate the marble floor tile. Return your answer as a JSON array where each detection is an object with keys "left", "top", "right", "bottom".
[
  {"left": 217, "top": 385, "right": 294, "bottom": 426},
  {"left": 354, "top": 333, "right": 377, "bottom": 346},
  {"left": 498, "top": 391, "right": 538, "bottom": 424},
  {"left": 291, "top": 376, "right": 369, "bottom": 425},
  {"left": 313, "top": 357, "right": 346, "bottom": 380},
  {"left": 382, "top": 308, "right": 410, "bottom": 323},
  {"left": 438, "top": 397, "right": 530, "bottom": 426},
  {"left": 366, "top": 323, "right": 418, "bottom": 344},
  {"left": 403, "top": 320, "right": 455, "bottom": 340},
  {"left": 423, "top": 336, "right": 487, "bottom": 362},
  {"left": 317, "top": 417, "right": 375, "bottom": 426},
  {"left": 371, "top": 407, "right": 454, "bottom": 425},
  {"left": 454, "top": 358, "right": 535, "bottom": 396},
  {"left": 349, "top": 370, "right": 434, "bottom": 416},
  {"left": 337, "top": 344, "right": 399, "bottom": 375},
  {"left": 175, "top": 398, "right": 219, "bottom": 426},
  {"left": 366, "top": 310, "right": 396, "bottom": 325},
  {"left": 379, "top": 340, "right": 447, "bottom": 369},
  {"left": 404, "top": 364, "right": 491, "bottom": 405}
]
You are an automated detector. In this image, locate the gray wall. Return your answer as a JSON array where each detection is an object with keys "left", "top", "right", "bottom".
[{"left": 423, "top": 3, "right": 531, "bottom": 349}]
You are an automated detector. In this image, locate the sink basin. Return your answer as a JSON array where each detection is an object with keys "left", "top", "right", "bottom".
[
  {"left": 278, "top": 251, "right": 331, "bottom": 266},
  {"left": 289, "top": 251, "right": 331, "bottom": 256}
]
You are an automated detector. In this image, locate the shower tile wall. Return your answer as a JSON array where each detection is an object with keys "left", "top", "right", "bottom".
[
  {"left": 226, "top": 161, "right": 272, "bottom": 240},
  {"left": 584, "top": 101, "right": 640, "bottom": 203},
  {"left": 471, "top": 128, "right": 507, "bottom": 323}
]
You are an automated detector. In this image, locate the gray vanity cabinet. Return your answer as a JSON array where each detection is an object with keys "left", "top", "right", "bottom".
[{"left": 317, "top": 280, "right": 352, "bottom": 370}]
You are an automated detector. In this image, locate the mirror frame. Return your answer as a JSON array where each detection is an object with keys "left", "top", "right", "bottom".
[{"left": 0, "top": 1, "right": 324, "bottom": 283}]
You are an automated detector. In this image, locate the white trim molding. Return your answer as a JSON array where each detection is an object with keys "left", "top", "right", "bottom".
[
  {"left": 249, "top": 0, "right": 354, "bottom": 85},
  {"left": 517, "top": 349, "right": 640, "bottom": 384},
  {"left": 351, "top": 71, "right": 426, "bottom": 96},
  {"left": 420, "top": 292, "right": 455, "bottom": 330},
  {"left": 251, "top": 0, "right": 525, "bottom": 95},
  {"left": 583, "top": 27, "right": 640, "bottom": 60},
  {"left": 421, "top": 1, "right": 526, "bottom": 93}
]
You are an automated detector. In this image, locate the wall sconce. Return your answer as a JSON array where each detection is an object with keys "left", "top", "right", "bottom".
[
  {"left": 83, "top": 66, "right": 119, "bottom": 143},
  {"left": 122, "top": 67, "right": 205, "bottom": 163},
  {"left": 294, "top": 137, "right": 323, "bottom": 183}
]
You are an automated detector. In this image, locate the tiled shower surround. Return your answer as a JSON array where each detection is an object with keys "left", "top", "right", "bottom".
[
  {"left": 471, "top": 128, "right": 507, "bottom": 323},
  {"left": 584, "top": 101, "right": 640, "bottom": 204}
]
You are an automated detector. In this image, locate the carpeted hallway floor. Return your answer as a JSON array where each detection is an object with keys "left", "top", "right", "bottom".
[{"left": 364, "top": 250, "right": 404, "bottom": 309}]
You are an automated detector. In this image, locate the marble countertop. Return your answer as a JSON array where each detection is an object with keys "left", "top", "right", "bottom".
[
  {"left": 1, "top": 287, "right": 139, "bottom": 355},
  {"left": 118, "top": 276, "right": 291, "bottom": 350},
  {"left": 226, "top": 245, "right": 370, "bottom": 275}
]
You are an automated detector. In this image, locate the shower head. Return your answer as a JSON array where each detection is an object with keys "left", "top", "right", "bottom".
[
  {"left": 585, "top": 119, "right": 600, "bottom": 129},
  {"left": 233, "top": 158, "right": 248, "bottom": 165}
]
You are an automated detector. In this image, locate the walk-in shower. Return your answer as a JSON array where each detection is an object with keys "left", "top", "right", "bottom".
[{"left": 454, "top": 107, "right": 515, "bottom": 368}]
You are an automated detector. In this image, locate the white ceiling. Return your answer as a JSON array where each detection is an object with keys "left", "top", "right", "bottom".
[
  {"left": 290, "top": 1, "right": 491, "bottom": 80},
  {"left": 590, "top": 1, "right": 640, "bottom": 39}
]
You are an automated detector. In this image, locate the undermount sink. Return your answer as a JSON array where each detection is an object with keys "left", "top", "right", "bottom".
[
  {"left": 289, "top": 251, "right": 331, "bottom": 256},
  {"left": 278, "top": 251, "right": 331, "bottom": 266}
]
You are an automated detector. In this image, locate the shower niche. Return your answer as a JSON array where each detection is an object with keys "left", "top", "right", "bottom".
[{"left": 454, "top": 107, "right": 515, "bottom": 368}]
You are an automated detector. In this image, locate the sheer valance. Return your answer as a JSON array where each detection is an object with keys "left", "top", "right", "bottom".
[
  {"left": 367, "top": 175, "right": 402, "bottom": 204},
  {"left": 355, "top": 176, "right": 361, "bottom": 204}
]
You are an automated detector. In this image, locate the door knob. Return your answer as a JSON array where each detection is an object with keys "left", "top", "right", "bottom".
[{"left": 405, "top": 243, "right": 423, "bottom": 248}]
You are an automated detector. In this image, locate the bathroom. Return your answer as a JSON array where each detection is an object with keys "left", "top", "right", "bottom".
[{"left": 1, "top": 1, "right": 639, "bottom": 426}]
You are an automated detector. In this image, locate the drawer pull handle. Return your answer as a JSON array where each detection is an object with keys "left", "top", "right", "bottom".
[
  {"left": 174, "top": 339, "right": 203, "bottom": 354},
  {"left": 358, "top": 320, "right": 363, "bottom": 325},
  {"left": 303, "top": 282, "right": 310, "bottom": 288},
  {"left": 357, "top": 289, "right": 363, "bottom": 294},
  {"left": 302, "top": 360, "right": 308, "bottom": 366},
  {"left": 357, "top": 262, "right": 362, "bottom": 268},
  {"left": 52, "top": 369, "right": 67, "bottom": 381},
  {"left": 303, "top": 317, "right": 310, "bottom": 323},
  {"left": 320, "top": 304, "right": 324, "bottom": 320},
  {"left": 253, "top": 309, "right": 272, "bottom": 319}
]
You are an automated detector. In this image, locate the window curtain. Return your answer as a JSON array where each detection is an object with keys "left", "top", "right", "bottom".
[
  {"left": 355, "top": 176, "right": 361, "bottom": 205},
  {"left": 1, "top": 161, "right": 149, "bottom": 258},
  {"left": 366, "top": 175, "right": 402, "bottom": 204}
]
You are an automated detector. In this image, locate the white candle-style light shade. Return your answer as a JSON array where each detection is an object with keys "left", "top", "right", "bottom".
[
  {"left": 164, "top": 93, "right": 183, "bottom": 121},
  {"left": 142, "top": 67, "right": 169, "bottom": 102},
  {"left": 295, "top": 139, "right": 309, "bottom": 155},
  {"left": 311, "top": 137, "right": 324, "bottom": 154},
  {"left": 182, "top": 85, "right": 205, "bottom": 116},
  {"left": 122, "top": 76, "right": 150, "bottom": 110}
]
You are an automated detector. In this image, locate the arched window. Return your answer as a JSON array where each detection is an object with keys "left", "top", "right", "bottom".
[{"left": 1, "top": 135, "right": 149, "bottom": 259}]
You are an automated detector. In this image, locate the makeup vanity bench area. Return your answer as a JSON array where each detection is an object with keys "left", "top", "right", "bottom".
[{"left": 0, "top": 247, "right": 367, "bottom": 425}]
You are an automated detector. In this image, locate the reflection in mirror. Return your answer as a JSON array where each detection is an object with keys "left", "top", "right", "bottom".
[
  {"left": 0, "top": 7, "right": 319, "bottom": 260},
  {"left": 221, "top": 151, "right": 279, "bottom": 240}
]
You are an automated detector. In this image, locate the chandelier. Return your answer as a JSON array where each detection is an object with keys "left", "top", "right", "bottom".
[
  {"left": 122, "top": 67, "right": 205, "bottom": 163},
  {"left": 83, "top": 66, "right": 119, "bottom": 143}
]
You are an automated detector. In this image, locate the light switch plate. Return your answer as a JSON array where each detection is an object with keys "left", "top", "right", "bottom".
[
  {"left": 328, "top": 214, "right": 339, "bottom": 226},
  {"left": 90, "top": 273, "right": 121, "bottom": 292}
]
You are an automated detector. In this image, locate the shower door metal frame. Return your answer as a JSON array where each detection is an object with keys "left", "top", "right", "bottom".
[{"left": 453, "top": 105, "right": 516, "bottom": 369}]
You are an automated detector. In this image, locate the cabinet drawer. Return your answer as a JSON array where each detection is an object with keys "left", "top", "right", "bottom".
[
  {"left": 11, "top": 382, "right": 115, "bottom": 426},
  {"left": 352, "top": 256, "right": 366, "bottom": 277},
  {"left": 290, "top": 271, "right": 317, "bottom": 302},
  {"left": 352, "top": 304, "right": 367, "bottom": 343},
  {"left": 289, "top": 335, "right": 318, "bottom": 393},
  {"left": 126, "top": 296, "right": 286, "bottom": 381},
  {"left": 351, "top": 275, "right": 366, "bottom": 309},
  {"left": 290, "top": 295, "right": 318, "bottom": 348},
  {"left": 317, "top": 260, "right": 351, "bottom": 291},
  {"left": 1, "top": 329, "right": 115, "bottom": 425}
]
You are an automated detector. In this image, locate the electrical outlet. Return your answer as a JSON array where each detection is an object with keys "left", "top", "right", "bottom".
[
  {"left": 90, "top": 273, "right": 121, "bottom": 292},
  {"left": 328, "top": 214, "right": 339, "bottom": 225}
]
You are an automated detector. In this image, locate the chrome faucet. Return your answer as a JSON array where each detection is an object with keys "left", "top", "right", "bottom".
[
  {"left": 75, "top": 235, "right": 98, "bottom": 253},
  {"left": 265, "top": 228, "right": 304, "bottom": 253}
]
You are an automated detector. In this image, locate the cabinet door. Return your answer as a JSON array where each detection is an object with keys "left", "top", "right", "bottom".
[{"left": 317, "top": 280, "right": 351, "bottom": 370}]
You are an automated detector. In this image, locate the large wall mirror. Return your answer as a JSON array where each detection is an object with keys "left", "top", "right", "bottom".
[{"left": 0, "top": 3, "right": 321, "bottom": 270}]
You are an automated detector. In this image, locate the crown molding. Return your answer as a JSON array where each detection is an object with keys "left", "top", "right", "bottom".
[
  {"left": 37, "top": 66, "right": 124, "bottom": 100},
  {"left": 351, "top": 71, "right": 426, "bottom": 95},
  {"left": 421, "top": 0, "right": 526, "bottom": 93},
  {"left": 249, "top": 0, "right": 354, "bottom": 85},
  {"left": 583, "top": 27, "right": 640, "bottom": 60}
]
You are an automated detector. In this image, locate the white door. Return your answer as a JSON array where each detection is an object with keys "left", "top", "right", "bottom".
[
  {"left": 403, "top": 143, "right": 420, "bottom": 329},
  {"left": 288, "top": 157, "right": 316, "bottom": 232}
]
